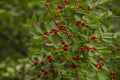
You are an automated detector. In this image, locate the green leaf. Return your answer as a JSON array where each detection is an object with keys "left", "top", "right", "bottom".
[
  {"left": 89, "top": 57, "right": 97, "bottom": 64},
  {"left": 87, "top": 0, "right": 93, "bottom": 7},
  {"left": 35, "top": 24, "right": 43, "bottom": 34},
  {"left": 58, "top": 32, "right": 69, "bottom": 43},
  {"left": 74, "top": 15, "right": 81, "bottom": 21}
]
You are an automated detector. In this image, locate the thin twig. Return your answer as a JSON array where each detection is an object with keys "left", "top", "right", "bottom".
[
  {"left": 62, "top": 2, "right": 69, "bottom": 25},
  {"left": 46, "top": 3, "right": 56, "bottom": 23}
]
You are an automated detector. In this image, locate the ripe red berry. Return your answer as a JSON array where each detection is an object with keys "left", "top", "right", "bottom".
[
  {"left": 57, "top": 5, "right": 64, "bottom": 10},
  {"left": 64, "top": 0, "right": 69, "bottom": 4},
  {"left": 61, "top": 41, "right": 65, "bottom": 45},
  {"left": 110, "top": 72, "right": 116, "bottom": 79},
  {"left": 88, "top": 6, "right": 92, "bottom": 11},
  {"left": 111, "top": 75, "right": 116, "bottom": 79},
  {"left": 44, "top": 32, "right": 49, "bottom": 36},
  {"left": 54, "top": 14, "right": 59, "bottom": 19},
  {"left": 76, "top": 21, "right": 81, "bottom": 26},
  {"left": 47, "top": 55, "right": 52, "bottom": 59},
  {"left": 34, "top": 61, "right": 39, "bottom": 66},
  {"left": 46, "top": 0, "right": 51, "bottom": 3},
  {"left": 43, "top": 69, "right": 48, "bottom": 75},
  {"left": 73, "top": 56, "right": 80, "bottom": 60},
  {"left": 70, "top": 63, "right": 76, "bottom": 69},
  {"left": 36, "top": 73, "right": 41, "bottom": 78},
  {"left": 64, "top": 44, "right": 69, "bottom": 47},
  {"left": 48, "top": 58, "right": 53, "bottom": 63},
  {"left": 117, "top": 48, "right": 120, "bottom": 51},
  {"left": 51, "top": 28, "right": 59, "bottom": 35},
  {"left": 91, "top": 36, "right": 97, "bottom": 40},
  {"left": 59, "top": 25, "right": 67, "bottom": 31},
  {"left": 99, "top": 57, "right": 104, "bottom": 61},
  {"left": 95, "top": 63, "right": 104, "bottom": 68},
  {"left": 110, "top": 72, "right": 116, "bottom": 76},
  {"left": 95, "top": 63, "right": 100, "bottom": 67},
  {"left": 50, "top": 68, "right": 55, "bottom": 73},
  {"left": 99, "top": 62, "right": 104, "bottom": 68},
  {"left": 92, "top": 47, "right": 97, "bottom": 52},
  {"left": 86, "top": 45, "right": 91, "bottom": 51},
  {"left": 50, "top": 66, "right": 55, "bottom": 73},
  {"left": 80, "top": 47, "right": 85, "bottom": 53},
  {"left": 63, "top": 47, "right": 69, "bottom": 51}
]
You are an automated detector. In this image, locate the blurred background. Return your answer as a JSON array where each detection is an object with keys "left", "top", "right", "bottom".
[{"left": 0, "top": 0, "right": 120, "bottom": 80}]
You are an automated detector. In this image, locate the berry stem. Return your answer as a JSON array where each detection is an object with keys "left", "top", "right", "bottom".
[
  {"left": 45, "top": 3, "right": 57, "bottom": 24},
  {"left": 62, "top": 2, "right": 69, "bottom": 25}
]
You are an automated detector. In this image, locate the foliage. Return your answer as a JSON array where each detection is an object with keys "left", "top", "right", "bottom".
[
  {"left": 0, "top": 0, "right": 120, "bottom": 80},
  {"left": 25, "top": 0, "right": 120, "bottom": 80}
]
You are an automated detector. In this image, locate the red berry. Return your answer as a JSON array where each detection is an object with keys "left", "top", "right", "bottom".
[
  {"left": 96, "top": 63, "right": 104, "bottom": 68},
  {"left": 44, "top": 32, "right": 49, "bottom": 36},
  {"left": 64, "top": 0, "right": 69, "bottom": 4},
  {"left": 34, "top": 61, "right": 39, "bottom": 66},
  {"left": 92, "top": 47, "right": 97, "bottom": 52},
  {"left": 50, "top": 68, "right": 55, "bottom": 73},
  {"left": 110, "top": 72, "right": 116, "bottom": 76},
  {"left": 99, "top": 57, "right": 104, "bottom": 61},
  {"left": 43, "top": 70, "right": 48, "bottom": 75},
  {"left": 50, "top": 66, "right": 55, "bottom": 73},
  {"left": 88, "top": 6, "right": 92, "bottom": 11},
  {"left": 48, "top": 58, "right": 53, "bottom": 63},
  {"left": 110, "top": 72, "right": 116, "bottom": 79},
  {"left": 99, "top": 62, "right": 104, "bottom": 68},
  {"left": 80, "top": 47, "right": 85, "bottom": 53},
  {"left": 70, "top": 63, "right": 76, "bottom": 69},
  {"left": 54, "top": 14, "right": 59, "bottom": 19},
  {"left": 59, "top": 25, "right": 67, "bottom": 31},
  {"left": 51, "top": 28, "right": 59, "bottom": 35},
  {"left": 57, "top": 5, "right": 64, "bottom": 10},
  {"left": 91, "top": 36, "right": 97, "bottom": 40},
  {"left": 76, "top": 21, "right": 81, "bottom": 26},
  {"left": 46, "top": 0, "right": 51, "bottom": 3},
  {"left": 64, "top": 44, "right": 69, "bottom": 47},
  {"left": 63, "top": 47, "right": 69, "bottom": 51},
  {"left": 95, "top": 63, "right": 100, "bottom": 67},
  {"left": 47, "top": 55, "right": 52, "bottom": 59},
  {"left": 86, "top": 45, "right": 90, "bottom": 51},
  {"left": 73, "top": 56, "right": 80, "bottom": 60},
  {"left": 117, "top": 48, "right": 120, "bottom": 51},
  {"left": 61, "top": 41, "right": 65, "bottom": 45},
  {"left": 111, "top": 75, "right": 116, "bottom": 79},
  {"left": 36, "top": 73, "right": 41, "bottom": 78},
  {"left": 40, "top": 61, "right": 44, "bottom": 65}
]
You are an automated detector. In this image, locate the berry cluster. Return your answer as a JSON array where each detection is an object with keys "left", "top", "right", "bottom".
[{"left": 30, "top": 0, "right": 118, "bottom": 80}]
